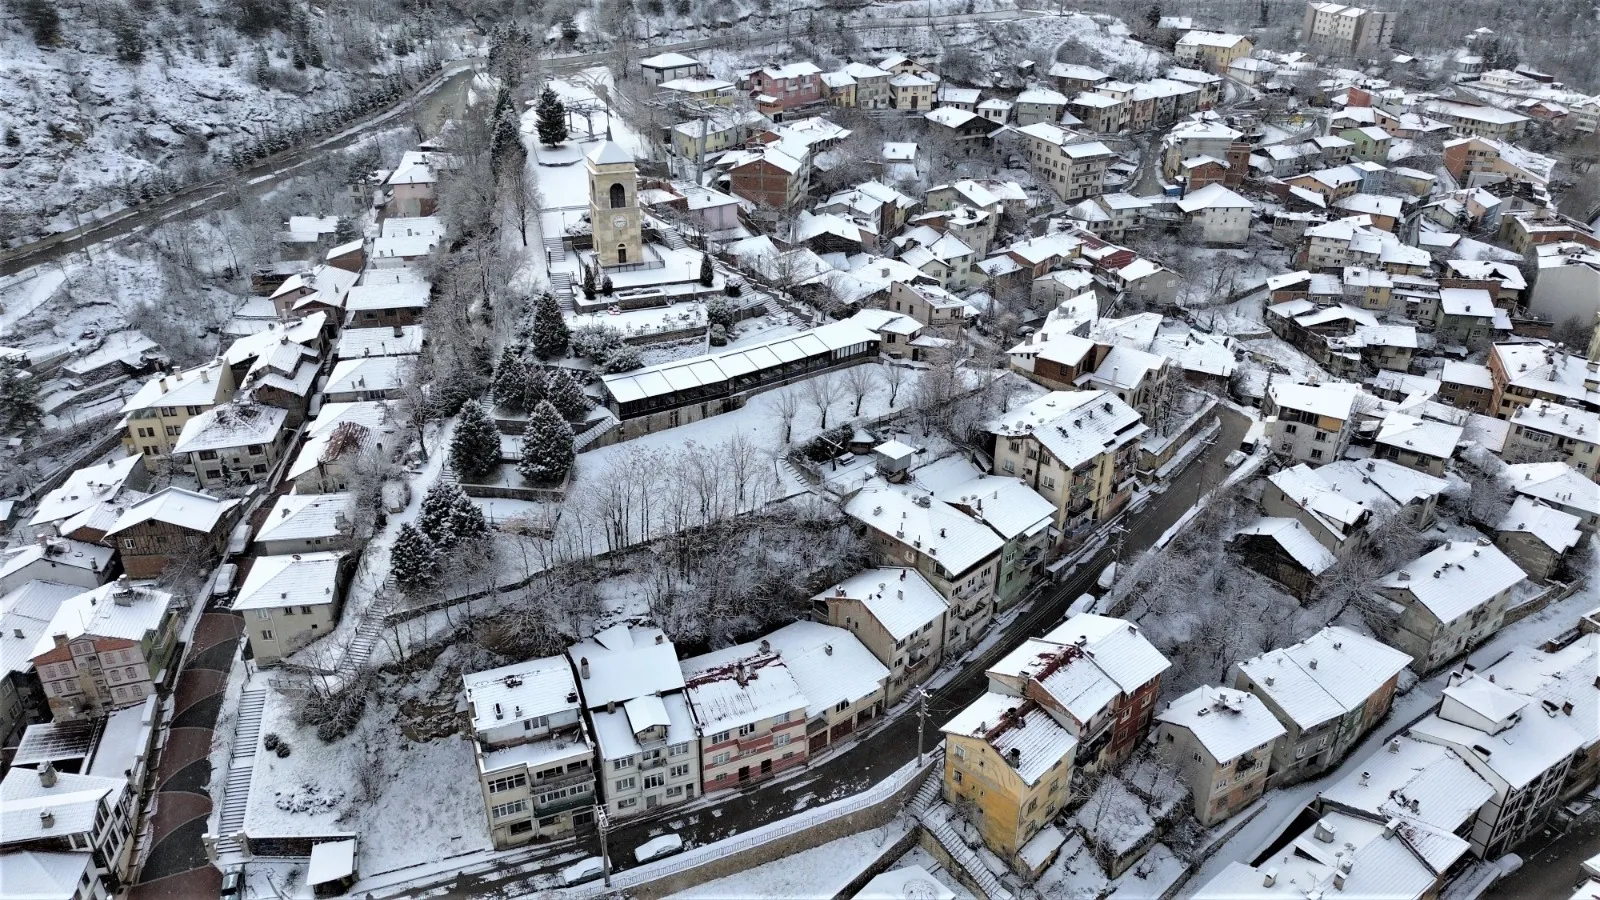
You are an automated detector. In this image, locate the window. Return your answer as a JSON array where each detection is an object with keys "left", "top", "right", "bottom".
[
  {"left": 1003, "top": 459, "right": 1016, "bottom": 474},
  {"left": 774, "top": 733, "right": 790, "bottom": 746},
  {"left": 667, "top": 785, "right": 684, "bottom": 797},
  {"left": 776, "top": 711, "right": 790, "bottom": 724},
  {"left": 284, "top": 607, "right": 296, "bottom": 616},
  {"left": 488, "top": 773, "right": 527, "bottom": 793},
  {"left": 255, "top": 609, "right": 272, "bottom": 620},
  {"left": 834, "top": 699, "right": 850, "bottom": 713},
  {"left": 644, "top": 773, "right": 664, "bottom": 789},
  {"left": 954, "top": 770, "right": 964, "bottom": 783},
  {"left": 712, "top": 752, "right": 730, "bottom": 766},
  {"left": 609, "top": 183, "right": 628, "bottom": 208},
  {"left": 711, "top": 730, "right": 730, "bottom": 744},
  {"left": 301, "top": 606, "right": 313, "bottom": 614},
  {"left": 613, "top": 757, "right": 634, "bottom": 770},
  {"left": 1283, "top": 423, "right": 1298, "bottom": 434},
  {"left": 199, "top": 450, "right": 218, "bottom": 460},
  {"left": 509, "top": 820, "right": 534, "bottom": 835},
  {"left": 247, "top": 444, "right": 264, "bottom": 455},
  {"left": 670, "top": 764, "right": 690, "bottom": 778},
  {"left": 1310, "top": 449, "right": 1325, "bottom": 460},
  {"left": 618, "top": 797, "right": 638, "bottom": 809},
  {"left": 615, "top": 777, "right": 636, "bottom": 791},
  {"left": 491, "top": 799, "right": 529, "bottom": 819},
  {"left": 1313, "top": 431, "right": 1327, "bottom": 443},
  {"left": 260, "top": 629, "right": 275, "bottom": 641},
  {"left": 670, "top": 743, "right": 690, "bottom": 756},
  {"left": 738, "top": 723, "right": 756, "bottom": 737}
]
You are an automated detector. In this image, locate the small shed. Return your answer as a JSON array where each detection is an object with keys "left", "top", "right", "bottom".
[
  {"left": 873, "top": 440, "right": 917, "bottom": 482},
  {"left": 308, "top": 839, "right": 357, "bottom": 898}
]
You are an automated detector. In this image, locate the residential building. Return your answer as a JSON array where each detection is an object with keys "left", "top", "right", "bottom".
[
  {"left": 1503, "top": 462, "right": 1600, "bottom": 531},
  {"left": 1156, "top": 686, "right": 1285, "bottom": 825},
  {"left": 385, "top": 149, "right": 441, "bottom": 217},
  {"left": 30, "top": 579, "right": 178, "bottom": 720},
  {"left": 882, "top": 280, "right": 974, "bottom": 331},
  {"left": 1411, "top": 673, "right": 1584, "bottom": 857},
  {"left": 843, "top": 483, "right": 1002, "bottom": 652},
  {"left": 1374, "top": 411, "right": 1462, "bottom": 476},
  {"left": 0, "top": 539, "right": 116, "bottom": 596},
  {"left": 1015, "top": 123, "right": 1115, "bottom": 201},
  {"left": 1232, "top": 626, "right": 1411, "bottom": 786},
  {"left": 1050, "top": 63, "right": 1109, "bottom": 95},
  {"left": 1316, "top": 733, "right": 1494, "bottom": 837},
  {"left": 765, "top": 621, "right": 888, "bottom": 754},
  {"left": 1374, "top": 539, "right": 1527, "bottom": 672},
  {"left": 1175, "top": 183, "right": 1253, "bottom": 244},
  {"left": 234, "top": 552, "right": 349, "bottom": 666},
  {"left": 895, "top": 230, "right": 979, "bottom": 293},
  {"left": 941, "top": 692, "right": 1079, "bottom": 858},
  {"left": 464, "top": 656, "right": 596, "bottom": 847},
  {"left": 1173, "top": 32, "right": 1253, "bottom": 73},
  {"left": 990, "top": 390, "right": 1147, "bottom": 543},
  {"left": 171, "top": 401, "right": 288, "bottom": 490},
  {"left": 670, "top": 108, "right": 768, "bottom": 160},
  {"left": 889, "top": 73, "right": 936, "bottom": 110},
  {"left": 681, "top": 644, "right": 809, "bottom": 794},
  {"left": 285, "top": 401, "right": 401, "bottom": 494},
  {"left": 728, "top": 144, "right": 808, "bottom": 211},
  {"left": 1424, "top": 100, "right": 1530, "bottom": 140},
  {"left": 1014, "top": 87, "right": 1069, "bottom": 126},
  {"left": 1494, "top": 496, "right": 1583, "bottom": 582},
  {"left": 255, "top": 493, "right": 352, "bottom": 556},
  {"left": 739, "top": 62, "right": 824, "bottom": 115},
  {"left": 811, "top": 567, "right": 949, "bottom": 705},
  {"left": 118, "top": 359, "right": 237, "bottom": 461},
  {"left": 934, "top": 473, "right": 1055, "bottom": 608},
  {"left": 1528, "top": 242, "right": 1600, "bottom": 328},
  {"left": 0, "top": 581, "right": 80, "bottom": 750},
  {"left": 1228, "top": 517, "right": 1339, "bottom": 597},
  {"left": 1303, "top": 3, "right": 1397, "bottom": 56},
  {"left": 844, "top": 63, "right": 891, "bottom": 109},
  {"left": 1439, "top": 361, "right": 1496, "bottom": 414},
  {"left": 0, "top": 764, "right": 137, "bottom": 893},
  {"left": 1435, "top": 287, "right": 1501, "bottom": 346},
  {"left": 987, "top": 614, "right": 1170, "bottom": 774},
  {"left": 27, "top": 457, "right": 150, "bottom": 539},
  {"left": 639, "top": 52, "right": 703, "bottom": 86},
  {"left": 343, "top": 280, "right": 430, "bottom": 331},
  {"left": 1504, "top": 400, "right": 1600, "bottom": 475},
  {"left": 1261, "top": 459, "right": 1447, "bottom": 557},
  {"left": 1263, "top": 381, "right": 1360, "bottom": 465},
  {"left": 103, "top": 488, "right": 239, "bottom": 580},
  {"left": 1481, "top": 634, "right": 1600, "bottom": 799}
]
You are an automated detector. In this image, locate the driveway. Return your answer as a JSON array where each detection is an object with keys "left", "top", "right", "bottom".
[{"left": 128, "top": 611, "right": 243, "bottom": 900}]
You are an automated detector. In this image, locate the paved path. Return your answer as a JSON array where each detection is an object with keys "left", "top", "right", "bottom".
[{"left": 128, "top": 611, "right": 243, "bottom": 900}]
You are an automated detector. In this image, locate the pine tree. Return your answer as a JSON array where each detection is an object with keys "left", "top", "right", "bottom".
[
  {"left": 545, "top": 368, "right": 589, "bottom": 419},
  {"left": 601, "top": 275, "right": 614, "bottom": 296},
  {"left": 390, "top": 523, "right": 441, "bottom": 593},
  {"left": 18, "top": 0, "right": 61, "bottom": 45},
  {"left": 112, "top": 7, "right": 145, "bottom": 64},
  {"left": 518, "top": 401, "right": 575, "bottom": 484},
  {"left": 699, "top": 252, "right": 714, "bottom": 287},
  {"left": 448, "top": 489, "right": 491, "bottom": 546},
  {"left": 491, "top": 350, "right": 530, "bottom": 412},
  {"left": 0, "top": 359, "right": 43, "bottom": 434},
  {"left": 418, "top": 481, "right": 489, "bottom": 551},
  {"left": 582, "top": 265, "right": 597, "bottom": 300},
  {"left": 334, "top": 216, "right": 357, "bottom": 242},
  {"left": 1144, "top": 3, "right": 1161, "bottom": 30},
  {"left": 535, "top": 87, "right": 569, "bottom": 147},
  {"left": 522, "top": 365, "right": 549, "bottom": 411},
  {"left": 449, "top": 400, "right": 503, "bottom": 480},
  {"left": 603, "top": 344, "right": 642, "bottom": 374},
  {"left": 530, "top": 294, "right": 571, "bottom": 360}
]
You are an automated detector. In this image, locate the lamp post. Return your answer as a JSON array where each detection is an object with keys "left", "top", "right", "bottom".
[
  {"left": 915, "top": 687, "right": 932, "bottom": 766},
  {"left": 595, "top": 805, "right": 612, "bottom": 887}
]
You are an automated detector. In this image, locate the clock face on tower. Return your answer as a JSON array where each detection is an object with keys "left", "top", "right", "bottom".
[{"left": 612, "top": 215, "right": 628, "bottom": 229}]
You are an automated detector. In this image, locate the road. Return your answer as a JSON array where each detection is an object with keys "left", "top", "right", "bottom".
[
  {"left": 1484, "top": 804, "right": 1600, "bottom": 899},
  {"left": 384, "top": 407, "right": 1251, "bottom": 899}
]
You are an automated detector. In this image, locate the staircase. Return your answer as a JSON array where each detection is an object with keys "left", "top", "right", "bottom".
[
  {"left": 543, "top": 235, "right": 566, "bottom": 267},
  {"left": 548, "top": 272, "right": 575, "bottom": 312},
  {"left": 907, "top": 765, "right": 943, "bottom": 819},
  {"left": 760, "top": 290, "right": 798, "bottom": 326},
  {"left": 660, "top": 228, "right": 689, "bottom": 251},
  {"left": 922, "top": 813, "right": 1015, "bottom": 900},
  {"left": 335, "top": 580, "right": 400, "bottom": 679},
  {"left": 573, "top": 410, "right": 621, "bottom": 452},
  {"left": 214, "top": 689, "right": 267, "bottom": 855}
]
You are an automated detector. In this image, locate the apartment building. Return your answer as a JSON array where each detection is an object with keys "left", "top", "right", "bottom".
[
  {"left": 1529, "top": 242, "right": 1600, "bottom": 325},
  {"left": 171, "top": 401, "right": 289, "bottom": 490},
  {"left": 234, "top": 552, "right": 349, "bottom": 666},
  {"left": 681, "top": 645, "right": 809, "bottom": 793},
  {"left": 991, "top": 390, "right": 1147, "bottom": 543},
  {"left": 1, "top": 764, "right": 137, "bottom": 894},
  {"left": 1173, "top": 32, "right": 1253, "bottom": 73},
  {"left": 1233, "top": 627, "right": 1411, "bottom": 786},
  {"left": 1504, "top": 462, "right": 1600, "bottom": 532},
  {"left": 812, "top": 567, "right": 949, "bottom": 705},
  {"left": 119, "top": 359, "right": 237, "bottom": 461},
  {"left": 1303, "top": 2, "right": 1396, "bottom": 56},
  {"left": 1494, "top": 496, "right": 1584, "bottom": 582},
  {"left": 844, "top": 483, "right": 1003, "bottom": 653},
  {"left": 1374, "top": 539, "right": 1527, "bottom": 672},
  {"left": 1373, "top": 411, "right": 1463, "bottom": 476},
  {"left": 739, "top": 62, "right": 823, "bottom": 115},
  {"left": 30, "top": 579, "right": 178, "bottom": 721},
  {"left": 1487, "top": 342, "right": 1600, "bottom": 422},
  {"left": 764, "top": 622, "right": 889, "bottom": 754},
  {"left": 1504, "top": 400, "right": 1600, "bottom": 475},
  {"left": 933, "top": 473, "right": 1055, "bottom": 608},
  {"left": 1156, "top": 686, "right": 1286, "bottom": 825},
  {"left": 1015, "top": 123, "right": 1116, "bottom": 202},
  {"left": 1263, "top": 381, "right": 1360, "bottom": 465},
  {"left": 567, "top": 625, "right": 696, "bottom": 820},
  {"left": 941, "top": 693, "right": 1078, "bottom": 858},
  {"left": 464, "top": 656, "right": 596, "bottom": 847},
  {"left": 1482, "top": 634, "right": 1600, "bottom": 799},
  {"left": 1424, "top": 100, "right": 1530, "bottom": 140}
]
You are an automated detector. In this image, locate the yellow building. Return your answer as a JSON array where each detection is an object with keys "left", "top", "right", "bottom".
[
  {"left": 119, "top": 359, "right": 237, "bottom": 461},
  {"left": 941, "top": 693, "right": 1077, "bottom": 859}
]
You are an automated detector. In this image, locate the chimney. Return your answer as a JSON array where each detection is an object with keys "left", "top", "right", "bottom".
[
  {"left": 1314, "top": 819, "right": 1337, "bottom": 843},
  {"left": 39, "top": 762, "right": 58, "bottom": 788},
  {"left": 1006, "top": 747, "right": 1022, "bottom": 768},
  {"left": 200, "top": 368, "right": 210, "bottom": 383},
  {"left": 1359, "top": 771, "right": 1370, "bottom": 785},
  {"left": 494, "top": 702, "right": 503, "bottom": 720},
  {"left": 394, "top": 325, "right": 404, "bottom": 337},
  {"left": 655, "top": 633, "right": 664, "bottom": 645},
  {"left": 760, "top": 639, "right": 771, "bottom": 654},
  {"left": 1262, "top": 868, "right": 1278, "bottom": 888},
  {"left": 1333, "top": 871, "right": 1347, "bottom": 891},
  {"left": 39, "top": 809, "right": 54, "bottom": 829},
  {"left": 580, "top": 657, "right": 591, "bottom": 679},
  {"left": 607, "top": 700, "right": 616, "bottom": 714},
  {"left": 825, "top": 643, "right": 833, "bottom": 656}
]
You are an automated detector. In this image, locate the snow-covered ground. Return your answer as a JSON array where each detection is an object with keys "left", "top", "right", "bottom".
[{"left": 664, "top": 825, "right": 908, "bottom": 899}]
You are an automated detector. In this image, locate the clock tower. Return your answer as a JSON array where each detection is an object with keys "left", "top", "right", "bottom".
[{"left": 586, "top": 141, "right": 644, "bottom": 269}]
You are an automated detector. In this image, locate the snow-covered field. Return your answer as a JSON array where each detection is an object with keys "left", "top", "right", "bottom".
[{"left": 665, "top": 825, "right": 908, "bottom": 899}]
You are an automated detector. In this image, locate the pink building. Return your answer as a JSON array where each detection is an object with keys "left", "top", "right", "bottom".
[
  {"left": 740, "top": 62, "right": 824, "bottom": 115},
  {"left": 681, "top": 642, "right": 809, "bottom": 794}
]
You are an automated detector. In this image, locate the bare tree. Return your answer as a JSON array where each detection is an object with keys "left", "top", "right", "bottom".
[
  {"left": 770, "top": 388, "right": 804, "bottom": 444},
  {"left": 843, "top": 364, "right": 879, "bottom": 417},
  {"left": 880, "top": 363, "right": 910, "bottom": 408},
  {"left": 802, "top": 372, "right": 847, "bottom": 430},
  {"left": 503, "top": 161, "right": 541, "bottom": 248}
]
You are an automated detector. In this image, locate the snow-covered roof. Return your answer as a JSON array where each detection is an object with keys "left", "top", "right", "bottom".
[
  {"left": 1269, "top": 381, "right": 1358, "bottom": 421},
  {"left": 1438, "top": 287, "right": 1495, "bottom": 317},
  {"left": 1497, "top": 496, "right": 1583, "bottom": 553},
  {"left": 1177, "top": 30, "right": 1248, "bottom": 48},
  {"left": 1050, "top": 63, "right": 1109, "bottom": 81},
  {"left": 286, "top": 401, "right": 398, "bottom": 482},
  {"left": 1233, "top": 517, "right": 1338, "bottom": 575},
  {"left": 171, "top": 401, "right": 287, "bottom": 456},
  {"left": 1511, "top": 399, "right": 1600, "bottom": 443},
  {"left": 0, "top": 851, "right": 95, "bottom": 900},
  {"left": 106, "top": 487, "right": 238, "bottom": 537},
  {"left": 120, "top": 360, "right": 229, "bottom": 414},
  {"left": 1017, "top": 87, "right": 1068, "bottom": 105},
  {"left": 1319, "top": 734, "right": 1492, "bottom": 831},
  {"left": 344, "top": 281, "right": 430, "bottom": 312},
  {"left": 568, "top": 624, "right": 685, "bottom": 709},
  {"left": 1, "top": 767, "right": 126, "bottom": 842},
  {"left": 641, "top": 51, "right": 700, "bottom": 69},
  {"left": 307, "top": 839, "right": 357, "bottom": 887},
  {"left": 1492, "top": 343, "right": 1600, "bottom": 407},
  {"left": 1413, "top": 676, "right": 1585, "bottom": 790},
  {"left": 990, "top": 390, "right": 1147, "bottom": 471},
  {"left": 1441, "top": 360, "right": 1494, "bottom": 390},
  {"left": 1379, "top": 539, "right": 1526, "bottom": 623},
  {"left": 1375, "top": 412, "right": 1462, "bottom": 460},
  {"left": 764, "top": 621, "right": 888, "bottom": 719},
  {"left": 856, "top": 866, "right": 956, "bottom": 900},
  {"left": 1504, "top": 462, "right": 1600, "bottom": 516},
  {"left": 924, "top": 106, "right": 988, "bottom": 130},
  {"left": 942, "top": 693, "right": 1078, "bottom": 785},
  {"left": 933, "top": 473, "right": 1054, "bottom": 541},
  {"left": 681, "top": 646, "right": 807, "bottom": 733},
  {"left": 30, "top": 456, "right": 145, "bottom": 528},
  {"left": 387, "top": 150, "right": 440, "bottom": 185},
  {"left": 336, "top": 324, "right": 424, "bottom": 359},
  {"left": 844, "top": 483, "right": 1004, "bottom": 576},
  {"left": 590, "top": 692, "right": 695, "bottom": 762},
  {"left": 255, "top": 493, "right": 351, "bottom": 546},
  {"left": 325, "top": 356, "right": 405, "bottom": 396},
  {"left": 31, "top": 581, "right": 175, "bottom": 659},
  {"left": 1039, "top": 614, "right": 1171, "bottom": 695},
  {"left": 1176, "top": 183, "right": 1253, "bottom": 212},
  {"left": 816, "top": 567, "right": 947, "bottom": 641},
  {"left": 232, "top": 551, "right": 344, "bottom": 611},
  {"left": 587, "top": 141, "right": 635, "bottom": 165},
  {"left": 1236, "top": 626, "right": 1411, "bottom": 730},
  {"left": 1158, "top": 686, "right": 1286, "bottom": 762},
  {"left": 464, "top": 655, "right": 581, "bottom": 733},
  {"left": 0, "top": 582, "right": 80, "bottom": 679}
]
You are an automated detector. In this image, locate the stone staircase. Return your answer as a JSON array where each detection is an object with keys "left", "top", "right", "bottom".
[
  {"left": 922, "top": 812, "right": 1015, "bottom": 900},
  {"left": 543, "top": 235, "right": 565, "bottom": 266},
  {"left": 573, "top": 410, "right": 621, "bottom": 452},
  {"left": 548, "top": 272, "right": 575, "bottom": 312},
  {"left": 660, "top": 228, "right": 689, "bottom": 251},
  {"left": 335, "top": 581, "right": 399, "bottom": 679},
  {"left": 214, "top": 689, "right": 267, "bottom": 855}
]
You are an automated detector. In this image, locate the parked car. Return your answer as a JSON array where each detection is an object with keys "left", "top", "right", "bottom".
[
  {"left": 219, "top": 870, "right": 242, "bottom": 899},
  {"left": 1224, "top": 449, "right": 1248, "bottom": 468},
  {"left": 634, "top": 833, "right": 685, "bottom": 864},
  {"left": 1096, "top": 562, "right": 1118, "bottom": 592},
  {"left": 561, "top": 857, "right": 606, "bottom": 886}
]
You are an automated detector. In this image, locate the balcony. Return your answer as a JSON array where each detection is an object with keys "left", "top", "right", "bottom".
[
  {"left": 638, "top": 754, "right": 667, "bottom": 771},
  {"left": 532, "top": 769, "right": 593, "bottom": 792},
  {"left": 534, "top": 789, "right": 595, "bottom": 816}
]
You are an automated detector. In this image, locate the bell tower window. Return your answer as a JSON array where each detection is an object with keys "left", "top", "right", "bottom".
[{"left": 610, "top": 183, "right": 627, "bottom": 209}]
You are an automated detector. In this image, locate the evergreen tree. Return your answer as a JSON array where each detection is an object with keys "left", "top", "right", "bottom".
[
  {"left": 334, "top": 216, "right": 357, "bottom": 242},
  {"left": 581, "top": 265, "right": 597, "bottom": 299},
  {"left": 448, "top": 489, "right": 491, "bottom": 546},
  {"left": 112, "top": 7, "right": 145, "bottom": 63},
  {"left": 603, "top": 344, "right": 642, "bottom": 373},
  {"left": 705, "top": 294, "right": 735, "bottom": 329},
  {"left": 518, "top": 401, "right": 575, "bottom": 484},
  {"left": 535, "top": 87, "right": 569, "bottom": 147},
  {"left": 491, "top": 350, "right": 530, "bottom": 412},
  {"left": 418, "top": 481, "right": 489, "bottom": 551},
  {"left": 601, "top": 275, "right": 614, "bottom": 296},
  {"left": 449, "top": 400, "right": 503, "bottom": 480},
  {"left": 699, "top": 252, "right": 714, "bottom": 286},
  {"left": 390, "top": 523, "right": 441, "bottom": 593},
  {"left": 0, "top": 359, "right": 43, "bottom": 434},
  {"left": 1144, "top": 3, "right": 1161, "bottom": 30},
  {"left": 545, "top": 368, "right": 589, "bottom": 419},
  {"left": 18, "top": 0, "right": 61, "bottom": 45},
  {"left": 530, "top": 294, "right": 571, "bottom": 360},
  {"left": 522, "top": 365, "right": 550, "bottom": 411}
]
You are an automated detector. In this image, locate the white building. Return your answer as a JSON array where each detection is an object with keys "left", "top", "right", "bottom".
[
  {"left": 233, "top": 552, "right": 346, "bottom": 666},
  {"left": 254, "top": 493, "right": 352, "bottom": 556},
  {"left": 1374, "top": 539, "right": 1527, "bottom": 672},
  {"left": 1175, "top": 183, "right": 1253, "bottom": 244},
  {"left": 1156, "top": 686, "right": 1286, "bottom": 825},
  {"left": 1263, "top": 381, "right": 1361, "bottom": 465},
  {"left": 0, "top": 764, "right": 136, "bottom": 896}
]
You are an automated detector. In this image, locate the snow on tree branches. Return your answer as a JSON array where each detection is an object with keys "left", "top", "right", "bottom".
[
  {"left": 418, "top": 481, "right": 490, "bottom": 551},
  {"left": 518, "top": 400, "right": 575, "bottom": 485},
  {"left": 390, "top": 523, "right": 442, "bottom": 593},
  {"left": 449, "top": 401, "right": 502, "bottom": 480}
]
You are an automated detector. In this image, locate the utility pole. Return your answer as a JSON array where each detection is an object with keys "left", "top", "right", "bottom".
[
  {"left": 915, "top": 687, "right": 932, "bottom": 766},
  {"left": 596, "top": 805, "right": 612, "bottom": 887}
]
